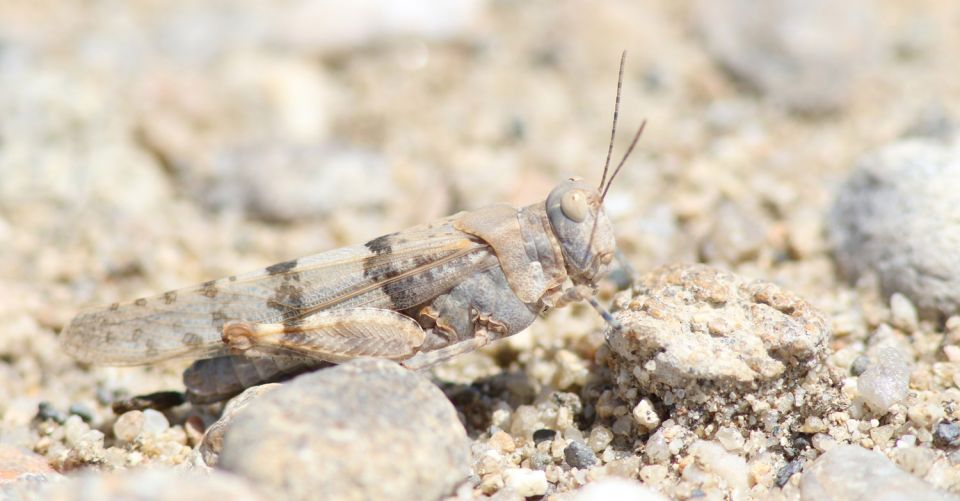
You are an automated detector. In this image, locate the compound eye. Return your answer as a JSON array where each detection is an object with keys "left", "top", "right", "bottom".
[{"left": 560, "top": 190, "right": 589, "bottom": 222}]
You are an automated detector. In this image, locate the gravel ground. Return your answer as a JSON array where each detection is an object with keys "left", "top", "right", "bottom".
[{"left": 2, "top": 0, "right": 960, "bottom": 500}]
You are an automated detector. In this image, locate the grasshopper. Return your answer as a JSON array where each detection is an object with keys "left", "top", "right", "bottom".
[{"left": 61, "top": 54, "right": 646, "bottom": 404}]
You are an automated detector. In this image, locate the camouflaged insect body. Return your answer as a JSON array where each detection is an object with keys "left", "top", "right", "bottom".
[{"left": 61, "top": 178, "right": 618, "bottom": 402}]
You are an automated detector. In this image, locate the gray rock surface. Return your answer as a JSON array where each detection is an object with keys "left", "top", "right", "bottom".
[
  {"left": 218, "top": 359, "right": 470, "bottom": 501},
  {"left": 44, "top": 468, "right": 263, "bottom": 501},
  {"left": 199, "top": 383, "right": 281, "bottom": 466},
  {"left": 829, "top": 139, "right": 960, "bottom": 319},
  {"left": 696, "top": 0, "right": 876, "bottom": 113},
  {"left": 800, "top": 445, "right": 950, "bottom": 501},
  {"left": 857, "top": 345, "right": 911, "bottom": 414}
]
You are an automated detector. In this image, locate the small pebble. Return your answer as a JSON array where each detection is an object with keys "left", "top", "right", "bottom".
[
  {"left": 858, "top": 346, "right": 911, "bottom": 414},
  {"left": 36, "top": 402, "right": 65, "bottom": 424},
  {"left": 573, "top": 478, "right": 668, "bottom": 501},
  {"left": 113, "top": 411, "right": 145, "bottom": 443},
  {"left": 775, "top": 459, "right": 803, "bottom": 487},
  {"left": 68, "top": 403, "right": 95, "bottom": 423},
  {"left": 632, "top": 398, "right": 661, "bottom": 431},
  {"left": 488, "top": 430, "right": 515, "bottom": 453},
  {"left": 502, "top": 468, "right": 547, "bottom": 497},
  {"left": 564, "top": 440, "right": 598, "bottom": 469},
  {"left": 141, "top": 409, "right": 169, "bottom": 435},
  {"left": 890, "top": 293, "right": 919, "bottom": 332},
  {"left": 533, "top": 429, "right": 557, "bottom": 445},
  {"left": 934, "top": 421, "right": 960, "bottom": 448},
  {"left": 851, "top": 355, "right": 871, "bottom": 376},
  {"left": 587, "top": 426, "right": 613, "bottom": 453},
  {"left": 530, "top": 451, "right": 552, "bottom": 471},
  {"left": 715, "top": 427, "right": 745, "bottom": 452}
]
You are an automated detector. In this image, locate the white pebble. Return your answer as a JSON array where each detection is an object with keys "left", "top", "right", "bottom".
[
  {"left": 573, "top": 478, "right": 668, "bottom": 501},
  {"left": 587, "top": 426, "right": 613, "bottom": 453},
  {"left": 858, "top": 346, "right": 911, "bottom": 413},
  {"left": 890, "top": 293, "right": 919, "bottom": 332},
  {"left": 142, "top": 409, "right": 170, "bottom": 434},
  {"left": 813, "top": 433, "right": 837, "bottom": 452},
  {"left": 63, "top": 415, "right": 90, "bottom": 447},
  {"left": 113, "top": 411, "right": 145, "bottom": 442},
  {"left": 632, "top": 398, "right": 660, "bottom": 431},
  {"left": 715, "top": 427, "right": 745, "bottom": 452},
  {"left": 645, "top": 429, "right": 671, "bottom": 463},
  {"left": 502, "top": 468, "right": 547, "bottom": 497},
  {"left": 687, "top": 441, "right": 748, "bottom": 493}
]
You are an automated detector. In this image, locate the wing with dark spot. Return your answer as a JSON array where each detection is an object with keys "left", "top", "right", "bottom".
[{"left": 60, "top": 222, "right": 498, "bottom": 366}]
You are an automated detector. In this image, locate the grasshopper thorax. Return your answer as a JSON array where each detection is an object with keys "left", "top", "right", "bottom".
[{"left": 545, "top": 178, "right": 616, "bottom": 287}]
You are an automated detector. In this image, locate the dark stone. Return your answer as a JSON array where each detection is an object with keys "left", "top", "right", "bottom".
[
  {"left": 68, "top": 403, "right": 94, "bottom": 422},
  {"left": 530, "top": 451, "right": 552, "bottom": 471},
  {"left": 776, "top": 458, "right": 804, "bottom": 487},
  {"left": 532, "top": 429, "right": 557, "bottom": 445},
  {"left": 563, "top": 440, "right": 598, "bottom": 469},
  {"left": 851, "top": 355, "right": 871, "bottom": 376},
  {"left": 111, "top": 391, "right": 185, "bottom": 414},
  {"left": 36, "top": 402, "right": 65, "bottom": 424},
  {"left": 934, "top": 420, "right": 960, "bottom": 448}
]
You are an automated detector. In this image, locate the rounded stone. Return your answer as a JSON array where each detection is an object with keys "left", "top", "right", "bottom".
[
  {"left": 828, "top": 139, "right": 960, "bottom": 319},
  {"left": 218, "top": 359, "right": 470, "bottom": 501}
]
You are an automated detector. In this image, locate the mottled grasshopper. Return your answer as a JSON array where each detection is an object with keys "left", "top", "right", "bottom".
[{"left": 61, "top": 54, "right": 646, "bottom": 403}]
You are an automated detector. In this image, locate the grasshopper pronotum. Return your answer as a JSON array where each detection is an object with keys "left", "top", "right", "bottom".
[{"left": 61, "top": 53, "right": 645, "bottom": 403}]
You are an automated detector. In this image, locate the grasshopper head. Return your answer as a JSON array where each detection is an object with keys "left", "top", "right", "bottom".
[{"left": 545, "top": 178, "right": 616, "bottom": 286}]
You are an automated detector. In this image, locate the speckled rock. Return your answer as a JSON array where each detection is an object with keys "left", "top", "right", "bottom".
[
  {"left": 605, "top": 264, "right": 841, "bottom": 432},
  {"left": 218, "top": 359, "right": 470, "bottom": 501},
  {"left": 199, "top": 383, "right": 281, "bottom": 466},
  {"left": 801, "top": 445, "right": 950, "bottom": 500},
  {"left": 43, "top": 469, "right": 263, "bottom": 501},
  {"left": 829, "top": 139, "right": 960, "bottom": 318},
  {"left": 696, "top": 0, "right": 876, "bottom": 112}
]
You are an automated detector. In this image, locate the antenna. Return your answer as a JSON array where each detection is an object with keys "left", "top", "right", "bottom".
[
  {"left": 602, "top": 120, "right": 646, "bottom": 201},
  {"left": 598, "top": 51, "right": 626, "bottom": 191}
]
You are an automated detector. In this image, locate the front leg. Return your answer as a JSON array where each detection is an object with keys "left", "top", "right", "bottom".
[{"left": 555, "top": 285, "right": 622, "bottom": 332}]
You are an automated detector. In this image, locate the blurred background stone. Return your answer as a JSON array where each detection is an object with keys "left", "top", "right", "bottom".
[
  {"left": 218, "top": 359, "right": 470, "bottom": 501},
  {"left": 828, "top": 139, "right": 960, "bottom": 319}
]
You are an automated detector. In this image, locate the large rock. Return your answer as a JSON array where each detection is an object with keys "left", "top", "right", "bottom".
[
  {"left": 608, "top": 264, "right": 829, "bottom": 390},
  {"left": 43, "top": 469, "right": 263, "bottom": 501},
  {"left": 828, "top": 139, "right": 960, "bottom": 319},
  {"left": 801, "top": 445, "right": 950, "bottom": 500},
  {"left": 218, "top": 359, "right": 470, "bottom": 501},
  {"left": 605, "top": 264, "right": 840, "bottom": 434}
]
